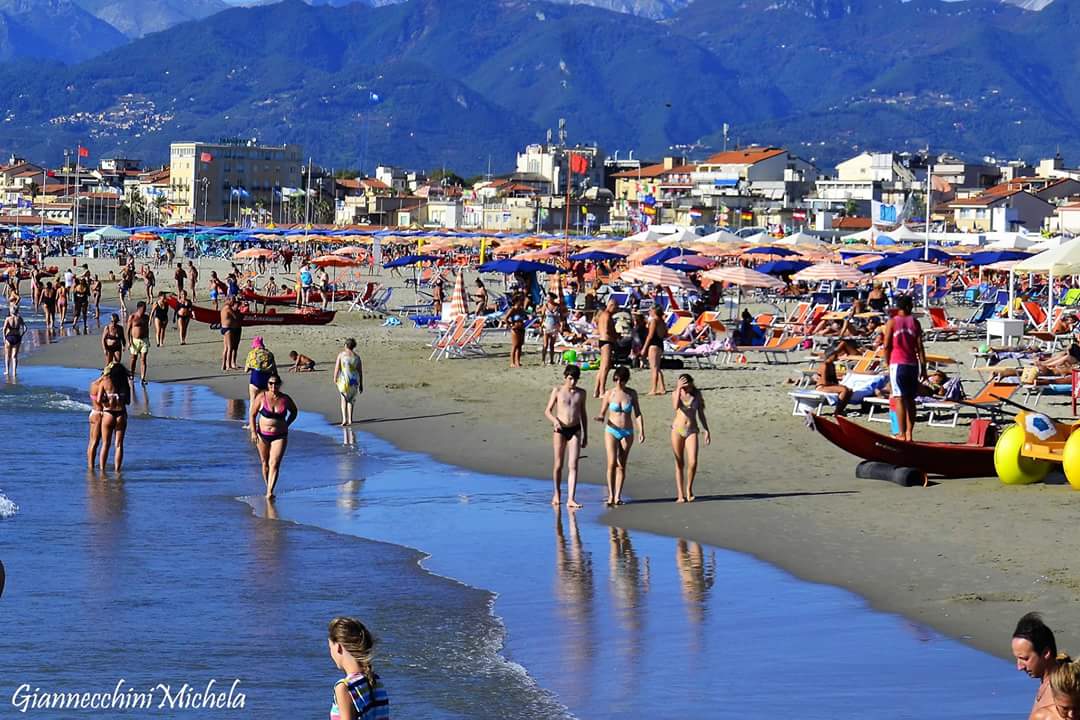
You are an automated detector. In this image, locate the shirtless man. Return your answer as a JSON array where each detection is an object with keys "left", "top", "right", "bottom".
[
  {"left": 1013, "top": 612, "right": 1064, "bottom": 719},
  {"left": 592, "top": 297, "right": 618, "bottom": 398},
  {"left": 220, "top": 298, "right": 243, "bottom": 371},
  {"left": 208, "top": 271, "right": 227, "bottom": 310},
  {"left": 174, "top": 262, "right": 187, "bottom": 294},
  {"left": 187, "top": 261, "right": 199, "bottom": 301},
  {"left": 127, "top": 301, "right": 151, "bottom": 384},
  {"left": 544, "top": 364, "right": 588, "bottom": 508}
]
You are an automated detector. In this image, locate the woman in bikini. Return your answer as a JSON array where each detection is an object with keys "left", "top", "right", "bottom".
[
  {"left": 175, "top": 290, "right": 193, "bottom": 345},
  {"left": 152, "top": 294, "right": 170, "bottom": 347},
  {"left": 540, "top": 293, "right": 563, "bottom": 365},
  {"left": 670, "top": 374, "right": 711, "bottom": 503},
  {"left": 3, "top": 306, "right": 26, "bottom": 378},
  {"left": 87, "top": 371, "right": 104, "bottom": 468},
  {"left": 55, "top": 282, "right": 68, "bottom": 327},
  {"left": 40, "top": 281, "right": 56, "bottom": 329},
  {"left": 101, "top": 314, "right": 125, "bottom": 365},
  {"left": 644, "top": 305, "right": 668, "bottom": 395},
  {"left": 248, "top": 373, "right": 298, "bottom": 499},
  {"left": 594, "top": 365, "right": 644, "bottom": 506},
  {"left": 97, "top": 362, "right": 131, "bottom": 472},
  {"left": 503, "top": 294, "right": 528, "bottom": 368},
  {"left": 90, "top": 275, "right": 102, "bottom": 318}
]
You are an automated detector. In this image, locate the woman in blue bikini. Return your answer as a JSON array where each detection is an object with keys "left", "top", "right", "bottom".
[
  {"left": 595, "top": 365, "right": 644, "bottom": 506},
  {"left": 248, "top": 373, "right": 298, "bottom": 500}
]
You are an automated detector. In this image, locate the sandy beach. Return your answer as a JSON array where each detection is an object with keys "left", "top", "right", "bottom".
[{"left": 26, "top": 256, "right": 1080, "bottom": 663}]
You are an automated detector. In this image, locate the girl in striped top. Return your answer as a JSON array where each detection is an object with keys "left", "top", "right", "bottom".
[{"left": 328, "top": 617, "right": 389, "bottom": 720}]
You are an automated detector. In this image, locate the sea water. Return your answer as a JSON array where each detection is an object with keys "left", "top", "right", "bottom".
[{"left": 0, "top": 353, "right": 1036, "bottom": 717}]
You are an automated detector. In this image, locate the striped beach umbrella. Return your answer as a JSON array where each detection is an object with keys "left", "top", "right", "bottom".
[
  {"left": 792, "top": 262, "right": 866, "bottom": 283},
  {"left": 448, "top": 270, "right": 469, "bottom": 321},
  {"left": 701, "top": 266, "right": 785, "bottom": 290},
  {"left": 619, "top": 264, "right": 697, "bottom": 290},
  {"left": 332, "top": 246, "right": 369, "bottom": 256},
  {"left": 873, "top": 260, "right": 946, "bottom": 282}
]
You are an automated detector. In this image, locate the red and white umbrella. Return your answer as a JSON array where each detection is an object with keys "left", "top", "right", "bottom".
[
  {"left": 873, "top": 260, "right": 946, "bottom": 282},
  {"left": 333, "top": 246, "right": 369, "bottom": 257},
  {"left": 619, "top": 265, "right": 697, "bottom": 290},
  {"left": 310, "top": 254, "right": 361, "bottom": 268},
  {"left": 448, "top": 270, "right": 469, "bottom": 321},
  {"left": 701, "top": 266, "right": 785, "bottom": 290},
  {"left": 792, "top": 263, "right": 866, "bottom": 283},
  {"left": 233, "top": 248, "right": 275, "bottom": 260}
]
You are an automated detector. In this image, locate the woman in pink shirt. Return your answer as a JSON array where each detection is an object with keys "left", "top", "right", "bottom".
[{"left": 882, "top": 294, "right": 926, "bottom": 441}]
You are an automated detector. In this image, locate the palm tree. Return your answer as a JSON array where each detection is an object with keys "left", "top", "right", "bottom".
[
  {"left": 124, "top": 187, "right": 146, "bottom": 227},
  {"left": 152, "top": 194, "right": 168, "bottom": 225}
]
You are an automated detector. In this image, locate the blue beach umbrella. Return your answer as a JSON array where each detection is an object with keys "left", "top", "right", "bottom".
[
  {"left": 965, "top": 250, "right": 1031, "bottom": 267},
  {"left": 568, "top": 250, "right": 625, "bottom": 262},
  {"left": 643, "top": 247, "right": 699, "bottom": 265},
  {"left": 478, "top": 259, "right": 563, "bottom": 274},
  {"left": 756, "top": 259, "right": 812, "bottom": 275},
  {"left": 742, "top": 245, "right": 800, "bottom": 257},
  {"left": 895, "top": 246, "right": 952, "bottom": 263},
  {"left": 859, "top": 256, "right": 908, "bottom": 273},
  {"left": 383, "top": 254, "right": 440, "bottom": 268}
]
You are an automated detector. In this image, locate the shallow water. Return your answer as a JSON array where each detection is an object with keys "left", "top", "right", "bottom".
[{"left": 0, "top": 312, "right": 1037, "bottom": 718}]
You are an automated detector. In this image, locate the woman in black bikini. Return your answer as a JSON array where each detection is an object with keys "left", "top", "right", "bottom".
[
  {"left": 152, "top": 294, "right": 170, "bottom": 347},
  {"left": 91, "top": 275, "right": 102, "bottom": 318},
  {"left": 97, "top": 362, "right": 131, "bottom": 472},
  {"left": 643, "top": 305, "right": 668, "bottom": 395},
  {"left": 248, "top": 373, "right": 297, "bottom": 499},
  {"left": 40, "top": 282, "right": 56, "bottom": 329},
  {"left": 101, "top": 314, "right": 125, "bottom": 364},
  {"left": 3, "top": 306, "right": 26, "bottom": 378},
  {"left": 175, "top": 290, "right": 193, "bottom": 345},
  {"left": 503, "top": 294, "right": 529, "bottom": 369}
]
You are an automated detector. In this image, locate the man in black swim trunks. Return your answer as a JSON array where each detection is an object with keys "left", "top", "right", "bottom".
[
  {"left": 544, "top": 364, "right": 588, "bottom": 508},
  {"left": 3, "top": 306, "right": 26, "bottom": 377},
  {"left": 220, "top": 298, "right": 243, "bottom": 371}
]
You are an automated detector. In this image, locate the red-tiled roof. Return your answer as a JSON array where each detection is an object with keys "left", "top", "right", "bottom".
[
  {"left": 950, "top": 189, "right": 1022, "bottom": 207},
  {"left": 832, "top": 216, "right": 872, "bottom": 230},
  {"left": 611, "top": 163, "right": 697, "bottom": 180},
  {"left": 701, "top": 147, "right": 786, "bottom": 165}
]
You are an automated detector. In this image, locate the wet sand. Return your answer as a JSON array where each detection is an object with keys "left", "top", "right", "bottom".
[{"left": 26, "top": 256, "right": 1080, "bottom": 663}]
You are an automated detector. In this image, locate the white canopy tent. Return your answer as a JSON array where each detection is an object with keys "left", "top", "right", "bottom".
[
  {"left": 985, "top": 234, "right": 1038, "bottom": 251},
  {"left": 1009, "top": 241, "right": 1080, "bottom": 326},
  {"left": 1028, "top": 235, "right": 1076, "bottom": 253},
  {"left": 697, "top": 229, "right": 744, "bottom": 244},
  {"left": 775, "top": 230, "right": 828, "bottom": 248}
]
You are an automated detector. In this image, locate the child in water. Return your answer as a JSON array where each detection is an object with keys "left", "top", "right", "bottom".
[{"left": 328, "top": 617, "right": 389, "bottom": 720}]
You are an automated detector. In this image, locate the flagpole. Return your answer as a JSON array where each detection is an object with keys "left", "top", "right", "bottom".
[
  {"left": 74, "top": 146, "right": 80, "bottom": 244},
  {"left": 563, "top": 152, "right": 572, "bottom": 256},
  {"left": 303, "top": 158, "right": 312, "bottom": 243},
  {"left": 40, "top": 168, "right": 45, "bottom": 234},
  {"left": 924, "top": 163, "right": 932, "bottom": 308}
]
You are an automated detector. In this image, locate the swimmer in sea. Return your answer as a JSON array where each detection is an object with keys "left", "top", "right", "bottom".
[
  {"left": 327, "top": 617, "right": 389, "bottom": 720},
  {"left": 670, "top": 374, "right": 711, "bottom": 503},
  {"left": 594, "top": 365, "right": 644, "bottom": 506},
  {"left": 544, "top": 364, "right": 588, "bottom": 508},
  {"left": 248, "top": 373, "right": 297, "bottom": 499}
]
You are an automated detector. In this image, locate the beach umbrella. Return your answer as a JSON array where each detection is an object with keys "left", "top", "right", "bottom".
[
  {"left": 756, "top": 259, "right": 812, "bottom": 275},
  {"left": 858, "top": 256, "right": 908, "bottom": 274},
  {"left": 985, "top": 234, "right": 1037, "bottom": 251},
  {"left": 741, "top": 245, "right": 800, "bottom": 257},
  {"left": 383, "top": 253, "right": 440, "bottom": 268},
  {"left": 1028, "top": 235, "right": 1075, "bottom": 252},
  {"left": 619, "top": 264, "right": 696, "bottom": 290},
  {"left": 568, "top": 249, "right": 625, "bottom": 262},
  {"left": 873, "top": 261, "right": 947, "bottom": 282},
  {"left": 985, "top": 260, "right": 1021, "bottom": 272},
  {"left": 792, "top": 263, "right": 866, "bottom": 283},
  {"left": 233, "top": 248, "right": 275, "bottom": 260},
  {"left": 697, "top": 229, "right": 743, "bottom": 244},
  {"left": 514, "top": 247, "right": 563, "bottom": 261},
  {"left": 701, "top": 266, "right": 785, "bottom": 290},
  {"left": 333, "top": 246, "right": 369, "bottom": 256},
  {"left": 310, "top": 254, "right": 360, "bottom": 268},
  {"left": 965, "top": 250, "right": 1031, "bottom": 267},
  {"left": 478, "top": 259, "right": 563, "bottom": 274},
  {"left": 644, "top": 247, "right": 700, "bottom": 265},
  {"left": 447, "top": 270, "right": 469, "bottom": 322},
  {"left": 895, "top": 246, "right": 952, "bottom": 263},
  {"left": 775, "top": 231, "right": 828, "bottom": 249},
  {"left": 664, "top": 255, "right": 717, "bottom": 271}
]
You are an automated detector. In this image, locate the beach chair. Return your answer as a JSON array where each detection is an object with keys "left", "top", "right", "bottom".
[
  {"left": 922, "top": 379, "right": 1019, "bottom": 422},
  {"left": 925, "top": 307, "right": 966, "bottom": 341},
  {"left": 1022, "top": 301, "right": 1048, "bottom": 329},
  {"left": 450, "top": 317, "right": 489, "bottom": 358},
  {"left": 779, "top": 301, "right": 810, "bottom": 328},
  {"left": 346, "top": 282, "right": 379, "bottom": 312},
  {"left": 1061, "top": 288, "right": 1080, "bottom": 308},
  {"left": 428, "top": 316, "right": 468, "bottom": 360},
  {"left": 367, "top": 287, "right": 393, "bottom": 315}
]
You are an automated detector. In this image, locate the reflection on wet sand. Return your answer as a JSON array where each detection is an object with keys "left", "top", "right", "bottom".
[
  {"left": 85, "top": 471, "right": 127, "bottom": 591},
  {"left": 248, "top": 497, "right": 287, "bottom": 600},
  {"left": 337, "top": 479, "right": 363, "bottom": 512},
  {"left": 224, "top": 398, "right": 247, "bottom": 422},
  {"left": 609, "top": 525, "right": 649, "bottom": 694},
  {"left": 676, "top": 538, "right": 716, "bottom": 645},
  {"left": 342, "top": 426, "right": 355, "bottom": 447},
  {"left": 553, "top": 508, "right": 595, "bottom": 705}
]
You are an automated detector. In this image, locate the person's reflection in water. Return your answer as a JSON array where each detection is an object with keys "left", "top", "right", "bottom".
[
  {"left": 338, "top": 479, "right": 363, "bottom": 512},
  {"left": 553, "top": 508, "right": 595, "bottom": 705},
  {"left": 225, "top": 398, "right": 247, "bottom": 422},
  {"left": 675, "top": 538, "right": 716, "bottom": 633},
  {"left": 132, "top": 382, "right": 151, "bottom": 416},
  {"left": 248, "top": 497, "right": 286, "bottom": 604},
  {"left": 342, "top": 426, "right": 355, "bottom": 447},
  {"left": 609, "top": 524, "right": 650, "bottom": 690},
  {"left": 86, "top": 470, "right": 128, "bottom": 592}
]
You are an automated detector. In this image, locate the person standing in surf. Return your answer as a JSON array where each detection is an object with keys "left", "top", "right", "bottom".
[
  {"left": 544, "top": 364, "right": 588, "bottom": 508},
  {"left": 3, "top": 306, "right": 26, "bottom": 378},
  {"left": 1014, "top": 612, "right": 1068, "bottom": 719},
  {"left": 96, "top": 362, "right": 131, "bottom": 472},
  {"left": 333, "top": 338, "right": 363, "bottom": 426},
  {"left": 248, "top": 373, "right": 297, "bottom": 499}
]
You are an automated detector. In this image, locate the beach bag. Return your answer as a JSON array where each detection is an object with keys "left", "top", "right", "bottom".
[{"left": 942, "top": 376, "right": 965, "bottom": 401}]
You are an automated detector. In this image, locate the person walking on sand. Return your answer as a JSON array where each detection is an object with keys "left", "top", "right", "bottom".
[
  {"left": 187, "top": 261, "right": 199, "bottom": 300},
  {"left": 90, "top": 275, "right": 102, "bottom": 319},
  {"left": 545, "top": 364, "right": 588, "bottom": 508},
  {"left": 327, "top": 617, "right": 390, "bottom": 720},
  {"left": 248, "top": 373, "right": 297, "bottom": 499},
  {"left": 174, "top": 262, "right": 187, "bottom": 294},
  {"left": 644, "top": 305, "right": 668, "bottom": 395},
  {"left": 671, "top": 374, "right": 710, "bottom": 503},
  {"left": 127, "top": 301, "right": 150, "bottom": 385},
  {"left": 1034, "top": 659, "right": 1080, "bottom": 720},
  {"left": 175, "top": 290, "right": 193, "bottom": 345},
  {"left": 96, "top": 362, "right": 131, "bottom": 472},
  {"left": 882, "top": 294, "right": 925, "bottom": 441},
  {"left": 592, "top": 297, "right": 618, "bottom": 398},
  {"left": 3, "top": 306, "right": 26, "bottom": 378},
  {"left": 102, "top": 313, "right": 125, "bottom": 365},
  {"left": 1014, "top": 612, "right": 1068, "bottom": 719},
  {"left": 209, "top": 271, "right": 227, "bottom": 310},
  {"left": 152, "top": 293, "right": 170, "bottom": 347},
  {"left": 220, "top": 298, "right": 243, "bottom": 371},
  {"left": 503, "top": 294, "right": 528, "bottom": 368},
  {"left": 333, "top": 338, "right": 363, "bottom": 426},
  {"left": 595, "top": 365, "right": 644, "bottom": 506}
]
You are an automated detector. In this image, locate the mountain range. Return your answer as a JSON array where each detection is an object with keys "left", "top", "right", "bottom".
[{"left": 0, "top": 0, "right": 1076, "bottom": 175}]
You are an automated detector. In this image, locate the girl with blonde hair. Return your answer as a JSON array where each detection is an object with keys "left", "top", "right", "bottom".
[{"left": 327, "top": 617, "right": 389, "bottom": 720}]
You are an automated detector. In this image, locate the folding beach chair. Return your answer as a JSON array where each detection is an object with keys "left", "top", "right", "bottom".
[{"left": 428, "top": 316, "right": 468, "bottom": 361}]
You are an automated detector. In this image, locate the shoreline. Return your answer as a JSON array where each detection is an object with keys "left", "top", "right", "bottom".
[{"left": 21, "top": 258, "right": 1080, "bottom": 667}]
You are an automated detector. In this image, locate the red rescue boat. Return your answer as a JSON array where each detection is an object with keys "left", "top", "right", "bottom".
[
  {"left": 241, "top": 288, "right": 359, "bottom": 306},
  {"left": 167, "top": 297, "right": 335, "bottom": 326},
  {"left": 808, "top": 415, "right": 996, "bottom": 478}
]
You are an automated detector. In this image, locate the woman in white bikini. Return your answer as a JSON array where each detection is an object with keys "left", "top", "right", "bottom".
[{"left": 670, "top": 374, "right": 711, "bottom": 503}]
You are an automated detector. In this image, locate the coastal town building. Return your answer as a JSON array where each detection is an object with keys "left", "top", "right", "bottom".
[{"left": 169, "top": 140, "right": 302, "bottom": 224}]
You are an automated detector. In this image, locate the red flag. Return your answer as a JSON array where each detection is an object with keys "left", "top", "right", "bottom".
[
  {"left": 200, "top": 152, "right": 213, "bottom": 163},
  {"left": 569, "top": 153, "right": 588, "bottom": 175},
  {"left": 46, "top": 170, "right": 55, "bottom": 177},
  {"left": 78, "top": 146, "right": 89, "bottom": 158}
]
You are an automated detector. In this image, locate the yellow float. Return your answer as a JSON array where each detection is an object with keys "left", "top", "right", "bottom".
[{"left": 993, "top": 411, "right": 1080, "bottom": 488}]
